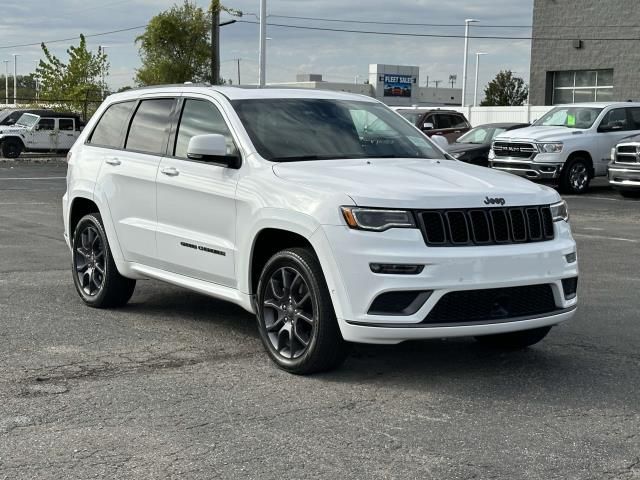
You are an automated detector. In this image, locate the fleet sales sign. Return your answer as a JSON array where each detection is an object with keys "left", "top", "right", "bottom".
[{"left": 383, "top": 74, "right": 413, "bottom": 97}]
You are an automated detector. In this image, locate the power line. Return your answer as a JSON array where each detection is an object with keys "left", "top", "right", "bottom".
[
  {"left": 236, "top": 20, "right": 640, "bottom": 41},
  {"left": 0, "top": 25, "right": 147, "bottom": 51}
]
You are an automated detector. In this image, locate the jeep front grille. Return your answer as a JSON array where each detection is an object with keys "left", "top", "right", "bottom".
[{"left": 417, "top": 206, "right": 554, "bottom": 247}]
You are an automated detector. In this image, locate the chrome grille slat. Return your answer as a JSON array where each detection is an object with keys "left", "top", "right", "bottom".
[{"left": 492, "top": 142, "right": 537, "bottom": 159}]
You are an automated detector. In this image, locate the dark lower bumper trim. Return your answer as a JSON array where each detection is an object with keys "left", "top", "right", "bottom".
[{"left": 345, "top": 305, "right": 577, "bottom": 329}]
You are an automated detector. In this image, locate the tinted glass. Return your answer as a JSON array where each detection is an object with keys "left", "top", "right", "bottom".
[
  {"left": 38, "top": 119, "right": 55, "bottom": 130},
  {"left": 125, "top": 99, "right": 174, "bottom": 154},
  {"left": 450, "top": 114, "right": 468, "bottom": 129},
  {"left": 628, "top": 108, "right": 640, "bottom": 130},
  {"left": 435, "top": 114, "right": 452, "bottom": 129},
  {"left": 232, "top": 99, "right": 446, "bottom": 161},
  {"left": 90, "top": 101, "right": 135, "bottom": 148},
  {"left": 397, "top": 111, "right": 424, "bottom": 125},
  {"left": 600, "top": 108, "right": 629, "bottom": 131},
  {"left": 175, "top": 99, "right": 235, "bottom": 159},
  {"left": 59, "top": 119, "right": 74, "bottom": 131}
]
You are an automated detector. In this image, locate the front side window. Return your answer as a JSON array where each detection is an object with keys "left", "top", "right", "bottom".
[
  {"left": 125, "top": 98, "right": 174, "bottom": 155},
  {"left": 174, "top": 99, "right": 236, "bottom": 159},
  {"left": 435, "top": 114, "right": 452, "bottom": 129},
  {"left": 450, "top": 114, "right": 468, "bottom": 129},
  {"left": 232, "top": 99, "right": 446, "bottom": 162},
  {"left": 535, "top": 106, "right": 603, "bottom": 129},
  {"left": 599, "top": 108, "right": 630, "bottom": 131},
  {"left": 90, "top": 101, "right": 135, "bottom": 148},
  {"left": 37, "top": 119, "right": 55, "bottom": 131}
]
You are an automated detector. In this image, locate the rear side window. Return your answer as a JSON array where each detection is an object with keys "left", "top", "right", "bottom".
[
  {"left": 451, "top": 114, "right": 469, "bottom": 128},
  {"left": 90, "top": 101, "right": 135, "bottom": 148},
  {"left": 59, "top": 119, "right": 74, "bottom": 131},
  {"left": 125, "top": 99, "right": 174, "bottom": 155},
  {"left": 628, "top": 108, "right": 640, "bottom": 130},
  {"left": 174, "top": 99, "right": 236, "bottom": 159},
  {"left": 435, "top": 114, "right": 452, "bottom": 129}
]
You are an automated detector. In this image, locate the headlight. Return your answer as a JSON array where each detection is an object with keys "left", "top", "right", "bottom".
[
  {"left": 341, "top": 207, "right": 416, "bottom": 232},
  {"left": 610, "top": 147, "right": 616, "bottom": 162},
  {"left": 538, "top": 143, "right": 563, "bottom": 153},
  {"left": 550, "top": 200, "right": 569, "bottom": 222}
]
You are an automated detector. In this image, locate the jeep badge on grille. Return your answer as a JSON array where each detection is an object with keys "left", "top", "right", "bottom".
[{"left": 484, "top": 197, "right": 506, "bottom": 206}]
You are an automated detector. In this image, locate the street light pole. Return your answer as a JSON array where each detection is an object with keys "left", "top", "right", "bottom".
[
  {"left": 12, "top": 54, "right": 19, "bottom": 106},
  {"left": 4, "top": 61, "right": 9, "bottom": 106},
  {"left": 99, "top": 46, "right": 109, "bottom": 99},
  {"left": 461, "top": 19, "right": 478, "bottom": 107},
  {"left": 474, "top": 52, "right": 488, "bottom": 107},
  {"left": 258, "top": 0, "right": 267, "bottom": 86}
]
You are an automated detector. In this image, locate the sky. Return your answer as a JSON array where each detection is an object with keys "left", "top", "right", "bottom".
[{"left": 0, "top": 0, "right": 534, "bottom": 101}]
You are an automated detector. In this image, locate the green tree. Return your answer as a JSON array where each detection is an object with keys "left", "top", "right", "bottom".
[
  {"left": 135, "top": 1, "right": 212, "bottom": 85},
  {"left": 36, "top": 34, "right": 108, "bottom": 118},
  {"left": 480, "top": 70, "right": 528, "bottom": 106}
]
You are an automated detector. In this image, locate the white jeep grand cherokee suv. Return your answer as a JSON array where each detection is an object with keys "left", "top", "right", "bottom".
[{"left": 63, "top": 85, "right": 578, "bottom": 374}]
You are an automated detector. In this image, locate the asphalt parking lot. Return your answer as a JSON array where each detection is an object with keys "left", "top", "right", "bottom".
[{"left": 1, "top": 163, "right": 639, "bottom": 479}]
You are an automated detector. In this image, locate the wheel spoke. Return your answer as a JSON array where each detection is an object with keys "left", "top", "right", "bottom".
[
  {"left": 269, "top": 277, "right": 284, "bottom": 300},
  {"left": 95, "top": 264, "right": 105, "bottom": 275},
  {"left": 296, "top": 311, "right": 314, "bottom": 325},
  {"left": 76, "top": 247, "right": 89, "bottom": 259},
  {"left": 263, "top": 299, "right": 283, "bottom": 311},
  {"left": 296, "top": 290, "right": 311, "bottom": 306},
  {"left": 292, "top": 325, "right": 309, "bottom": 347}
]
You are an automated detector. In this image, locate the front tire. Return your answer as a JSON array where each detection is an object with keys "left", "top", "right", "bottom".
[
  {"left": 2, "top": 139, "right": 23, "bottom": 158},
  {"left": 256, "top": 247, "right": 349, "bottom": 374},
  {"left": 71, "top": 213, "right": 136, "bottom": 308},
  {"left": 560, "top": 158, "right": 591, "bottom": 194},
  {"left": 474, "top": 326, "right": 552, "bottom": 350}
]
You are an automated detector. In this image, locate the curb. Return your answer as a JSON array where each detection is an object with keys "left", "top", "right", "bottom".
[{"left": 0, "top": 157, "right": 67, "bottom": 165}]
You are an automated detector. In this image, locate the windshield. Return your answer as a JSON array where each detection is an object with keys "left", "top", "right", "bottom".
[
  {"left": 232, "top": 99, "right": 446, "bottom": 162},
  {"left": 535, "top": 107, "right": 603, "bottom": 129},
  {"left": 16, "top": 113, "right": 39, "bottom": 128},
  {"left": 456, "top": 126, "right": 507, "bottom": 144}
]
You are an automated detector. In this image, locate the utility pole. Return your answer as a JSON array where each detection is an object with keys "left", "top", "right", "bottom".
[
  {"left": 258, "top": 0, "right": 267, "bottom": 86},
  {"left": 12, "top": 54, "right": 19, "bottom": 106},
  {"left": 449, "top": 74, "right": 457, "bottom": 88},
  {"left": 236, "top": 58, "right": 241, "bottom": 85},
  {"left": 434, "top": 80, "right": 442, "bottom": 89},
  {"left": 4, "top": 61, "right": 9, "bottom": 106},
  {"left": 461, "top": 19, "right": 479, "bottom": 106},
  {"left": 211, "top": 1, "right": 220, "bottom": 85}
]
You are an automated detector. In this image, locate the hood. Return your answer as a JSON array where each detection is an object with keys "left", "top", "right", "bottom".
[
  {"left": 446, "top": 143, "right": 487, "bottom": 154},
  {"left": 495, "top": 125, "right": 586, "bottom": 143},
  {"left": 0, "top": 125, "right": 27, "bottom": 135},
  {"left": 272, "top": 158, "right": 560, "bottom": 209}
]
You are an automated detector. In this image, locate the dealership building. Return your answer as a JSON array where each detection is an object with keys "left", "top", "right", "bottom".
[
  {"left": 268, "top": 64, "right": 462, "bottom": 107},
  {"left": 529, "top": 0, "right": 640, "bottom": 105}
]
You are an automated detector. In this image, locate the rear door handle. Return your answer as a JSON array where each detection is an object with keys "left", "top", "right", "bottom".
[
  {"left": 105, "top": 157, "right": 121, "bottom": 166},
  {"left": 161, "top": 167, "right": 180, "bottom": 177}
]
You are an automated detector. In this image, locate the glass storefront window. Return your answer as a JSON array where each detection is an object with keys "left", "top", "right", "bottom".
[{"left": 552, "top": 69, "right": 613, "bottom": 105}]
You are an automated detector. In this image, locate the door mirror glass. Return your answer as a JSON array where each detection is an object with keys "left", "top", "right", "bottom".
[
  {"left": 187, "top": 134, "right": 240, "bottom": 168},
  {"left": 423, "top": 122, "right": 434, "bottom": 130}
]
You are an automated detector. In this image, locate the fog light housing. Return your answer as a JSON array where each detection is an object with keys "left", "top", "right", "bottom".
[
  {"left": 565, "top": 252, "right": 577, "bottom": 263},
  {"left": 561, "top": 277, "right": 578, "bottom": 300},
  {"left": 370, "top": 263, "right": 425, "bottom": 275},
  {"left": 368, "top": 290, "right": 433, "bottom": 315}
]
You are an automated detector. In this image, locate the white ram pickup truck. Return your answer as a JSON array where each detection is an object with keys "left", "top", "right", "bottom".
[
  {"left": 489, "top": 102, "right": 640, "bottom": 194},
  {"left": 0, "top": 112, "right": 83, "bottom": 158}
]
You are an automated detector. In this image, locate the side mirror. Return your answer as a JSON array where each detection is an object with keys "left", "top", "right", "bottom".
[
  {"left": 34, "top": 125, "right": 40, "bottom": 131},
  {"left": 431, "top": 135, "right": 449, "bottom": 149},
  {"left": 423, "top": 122, "right": 434, "bottom": 130},
  {"left": 186, "top": 134, "right": 241, "bottom": 169}
]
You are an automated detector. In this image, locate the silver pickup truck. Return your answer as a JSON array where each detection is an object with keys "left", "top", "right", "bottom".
[{"left": 609, "top": 135, "right": 640, "bottom": 198}]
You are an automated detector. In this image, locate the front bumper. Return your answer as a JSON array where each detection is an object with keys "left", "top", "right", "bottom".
[
  {"left": 490, "top": 158, "right": 563, "bottom": 180},
  {"left": 318, "top": 222, "right": 578, "bottom": 344},
  {"left": 608, "top": 164, "right": 640, "bottom": 189}
]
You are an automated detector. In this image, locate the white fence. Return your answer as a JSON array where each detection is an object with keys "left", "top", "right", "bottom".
[{"left": 448, "top": 106, "right": 555, "bottom": 127}]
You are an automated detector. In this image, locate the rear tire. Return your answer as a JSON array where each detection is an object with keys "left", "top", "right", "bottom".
[
  {"left": 559, "top": 158, "right": 591, "bottom": 194},
  {"left": 256, "top": 247, "right": 349, "bottom": 374},
  {"left": 2, "top": 139, "right": 23, "bottom": 158},
  {"left": 474, "top": 326, "right": 552, "bottom": 350},
  {"left": 71, "top": 213, "right": 136, "bottom": 308}
]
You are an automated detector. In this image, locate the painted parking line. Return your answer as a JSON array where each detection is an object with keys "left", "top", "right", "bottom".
[
  {"left": 574, "top": 233, "right": 638, "bottom": 243},
  {"left": 564, "top": 195, "right": 622, "bottom": 202},
  {"left": 0, "top": 177, "right": 66, "bottom": 180}
]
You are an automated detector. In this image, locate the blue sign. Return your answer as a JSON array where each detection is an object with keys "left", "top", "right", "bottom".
[{"left": 383, "top": 74, "right": 413, "bottom": 97}]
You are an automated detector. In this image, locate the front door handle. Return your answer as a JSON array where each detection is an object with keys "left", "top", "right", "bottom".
[
  {"left": 105, "top": 157, "right": 121, "bottom": 166},
  {"left": 161, "top": 167, "right": 180, "bottom": 177}
]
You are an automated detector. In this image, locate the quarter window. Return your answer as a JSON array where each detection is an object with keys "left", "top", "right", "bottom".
[
  {"left": 174, "top": 99, "right": 236, "bottom": 159},
  {"left": 627, "top": 108, "right": 640, "bottom": 130},
  {"left": 125, "top": 99, "right": 174, "bottom": 155},
  {"left": 552, "top": 69, "right": 613, "bottom": 105},
  {"left": 90, "top": 101, "right": 136, "bottom": 148}
]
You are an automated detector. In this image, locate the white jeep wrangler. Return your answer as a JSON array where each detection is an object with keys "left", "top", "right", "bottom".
[
  {"left": 0, "top": 112, "right": 82, "bottom": 158},
  {"left": 490, "top": 103, "right": 640, "bottom": 194}
]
